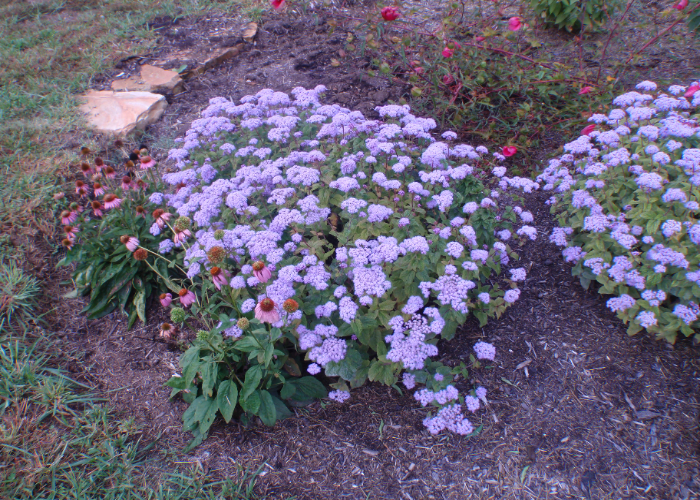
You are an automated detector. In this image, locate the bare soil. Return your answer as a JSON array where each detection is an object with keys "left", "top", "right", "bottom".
[{"left": 46, "top": 4, "right": 700, "bottom": 500}]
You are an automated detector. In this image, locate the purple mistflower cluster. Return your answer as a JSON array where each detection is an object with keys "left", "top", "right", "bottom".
[
  {"left": 156, "top": 86, "right": 535, "bottom": 436},
  {"left": 539, "top": 80, "right": 700, "bottom": 341}
]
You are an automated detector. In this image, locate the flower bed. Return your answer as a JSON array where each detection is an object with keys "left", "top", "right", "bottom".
[
  {"left": 539, "top": 81, "right": 700, "bottom": 343},
  {"left": 139, "top": 87, "right": 539, "bottom": 447}
]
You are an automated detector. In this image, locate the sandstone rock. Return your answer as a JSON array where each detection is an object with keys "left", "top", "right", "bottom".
[
  {"left": 111, "top": 64, "right": 183, "bottom": 93},
  {"left": 79, "top": 90, "right": 167, "bottom": 136},
  {"left": 183, "top": 43, "right": 245, "bottom": 77}
]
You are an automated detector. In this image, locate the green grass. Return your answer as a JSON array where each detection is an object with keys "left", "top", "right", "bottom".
[
  {"left": 0, "top": 1, "right": 272, "bottom": 498},
  {"left": 0, "top": 331, "right": 264, "bottom": 499}
]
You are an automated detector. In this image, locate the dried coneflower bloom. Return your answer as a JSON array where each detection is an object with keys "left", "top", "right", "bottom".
[
  {"left": 125, "top": 160, "right": 135, "bottom": 170},
  {"left": 133, "top": 248, "right": 148, "bottom": 261},
  {"left": 207, "top": 246, "right": 226, "bottom": 264},
  {"left": 80, "top": 146, "right": 91, "bottom": 155}
]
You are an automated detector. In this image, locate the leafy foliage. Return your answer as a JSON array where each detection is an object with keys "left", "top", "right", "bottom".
[
  {"left": 58, "top": 153, "right": 183, "bottom": 328},
  {"left": 530, "top": 0, "right": 617, "bottom": 32},
  {"left": 153, "top": 87, "right": 533, "bottom": 447}
]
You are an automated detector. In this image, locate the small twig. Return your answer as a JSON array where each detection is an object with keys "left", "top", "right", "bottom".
[
  {"left": 596, "top": 0, "right": 637, "bottom": 82},
  {"left": 623, "top": 2, "right": 700, "bottom": 66}
]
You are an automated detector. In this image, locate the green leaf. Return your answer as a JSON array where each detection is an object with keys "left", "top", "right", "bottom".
[
  {"left": 289, "top": 376, "right": 327, "bottom": 400},
  {"left": 239, "top": 389, "right": 260, "bottom": 414},
  {"left": 257, "top": 390, "right": 277, "bottom": 426},
  {"left": 280, "top": 382, "right": 296, "bottom": 400},
  {"left": 217, "top": 380, "right": 238, "bottom": 423},
  {"left": 271, "top": 395, "right": 293, "bottom": 420},
  {"left": 200, "top": 358, "right": 219, "bottom": 398},
  {"left": 242, "top": 365, "right": 263, "bottom": 400}
]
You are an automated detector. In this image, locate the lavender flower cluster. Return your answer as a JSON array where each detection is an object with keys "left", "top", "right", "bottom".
[
  {"left": 540, "top": 80, "right": 700, "bottom": 342},
  {"left": 154, "top": 87, "right": 538, "bottom": 434}
]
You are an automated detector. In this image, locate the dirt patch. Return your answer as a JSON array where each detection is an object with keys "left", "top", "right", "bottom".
[{"left": 49, "top": 5, "right": 700, "bottom": 500}]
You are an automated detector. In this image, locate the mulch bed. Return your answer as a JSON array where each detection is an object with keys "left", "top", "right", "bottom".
[{"left": 46, "top": 4, "right": 700, "bottom": 499}]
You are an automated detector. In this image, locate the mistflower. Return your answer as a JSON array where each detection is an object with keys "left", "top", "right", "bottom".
[
  {"left": 606, "top": 294, "right": 635, "bottom": 312},
  {"left": 328, "top": 390, "right": 351, "bottom": 403},
  {"left": 504, "top": 289, "right": 520, "bottom": 303},
  {"left": 473, "top": 341, "right": 496, "bottom": 361},
  {"left": 178, "top": 288, "right": 197, "bottom": 308},
  {"left": 636, "top": 310, "right": 657, "bottom": 328},
  {"left": 160, "top": 293, "right": 172, "bottom": 307},
  {"left": 255, "top": 298, "right": 280, "bottom": 323}
]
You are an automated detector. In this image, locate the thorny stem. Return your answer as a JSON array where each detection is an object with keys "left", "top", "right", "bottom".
[{"left": 596, "top": 0, "right": 637, "bottom": 83}]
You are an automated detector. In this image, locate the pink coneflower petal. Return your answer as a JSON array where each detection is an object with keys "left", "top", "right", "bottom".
[
  {"left": 178, "top": 289, "right": 196, "bottom": 307},
  {"left": 121, "top": 176, "right": 133, "bottom": 191},
  {"left": 60, "top": 210, "right": 78, "bottom": 225},
  {"left": 93, "top": 183, "right": 105, "bottom": 196}
]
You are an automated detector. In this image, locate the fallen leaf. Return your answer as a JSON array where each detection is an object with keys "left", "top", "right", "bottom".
[
  {"left": 516, "top": 359, "right": 532, "bottom": 370},
  {"left": 331, "top": 58, "right": 340, "bottom": 67}
]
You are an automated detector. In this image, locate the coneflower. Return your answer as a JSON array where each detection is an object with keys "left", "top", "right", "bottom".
[
  {"left": 94, "top": 157, "right": 104, "bottom": 171},
  {"left": 178, "top": 288, "right": 196, "bottom": 307},
  {"left": 103, "top": 166, "right": 116, "bottom": 179},
  {"left": 209, "top": 266, "right": 230, "bottom": 290},
  {"left": 135, "top": 205, "right": 146, "bottom": 218},
  {"left": 80, "top": 162, "right": 92, "bottom": 176},
  {"left": 152, "top": 209, "right": 171, "bottom": 228},
  {"left": 103, "top": 193, "right": 122, "bottom": 209},
  {"left": 61, "top": 238, "right": 74, "bottom": 250},
  {"left": 77, "top": 186, "right": 88, "bottom": 198},
  {"left": 125, "top": 160, "right": 135, "bottom": 170},
  {"left": 60, "top": 210, "right": 77, "bottom": 225},
  {"left": 90, "top": 200, "right": 103, "bottom": 217},
  {"left": 120, "top": 175, "right": 133, "bottom": 191},
  {"left": 283, "top": 298, "right": 299, "bottom": 313},
  {"left": 120, "top": 235, "right": 139, "bottom": 252},
  {"left": 173, "top": 227, "right": 191, "bottom": 244},
  {"left": 69, "top": 202, "right": 82, "bottom": 213},
  {"left": 159, "top": 322, "right": 176, "bottom": 339},
  {"left": 64, "top": 225, "right": 79, "bottom": 240},
  {"left": 207, "top": 246, "right": 226, "bottom": 264},
  {"left": 255, "top": 298, "right": 280, "bottom": 324},
  {"left": 80, "top": 146, "right": 91, "bottom": 156},
  {"left": 93, "top": 182, "right": 105, "bottom": 196},
  {"left": 136, "top": 179, "right": 148, "bottom": 190},
  {"left": 133, "top": 248, "right": 148, "bottom": 261},
  {"left": 74, "top": 180, "right": 86, "bottom": 194},
  {"left": 159, "top": 293, "right": 172, "bottom": 307},
  {"left": 252, "top": 261, "right": 272, "bottom": 283},
  {"left": 139, "top": 155, "right": 156, "bottom": 170}
]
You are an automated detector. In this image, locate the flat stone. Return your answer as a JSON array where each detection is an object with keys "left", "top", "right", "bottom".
[
  {"left": 79, "top": 90, "right": 167, "bottom": 136},
  {"left": 183, "top": 43, "right": 245, "bottom": 77},
  {"left": 111, "top": 64, "right": 183, "bottom": 93}
]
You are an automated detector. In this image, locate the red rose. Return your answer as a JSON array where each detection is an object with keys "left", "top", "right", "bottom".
[
  {"left": 502, "top": 146, "right": 517, "bottom": 157},
  {"left": 381, "top": 6, "right": 400, "bottom": 21}
]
